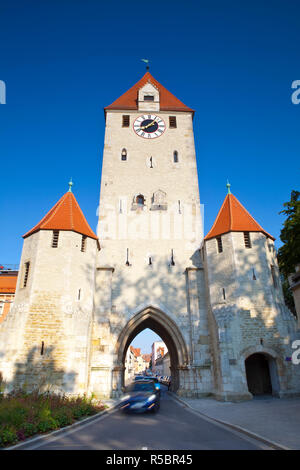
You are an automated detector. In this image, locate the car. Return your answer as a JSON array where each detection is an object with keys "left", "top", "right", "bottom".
[
  {"left": 144, "top": 376, "right": 161, "bottom": 393},
  {"left": 119, "top": 380, "right": 160, "bottom": 413},
  {"left": 134, "top": 375, "right": 146, "bottom": 381}
]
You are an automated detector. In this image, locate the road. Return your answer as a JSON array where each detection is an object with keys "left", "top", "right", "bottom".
[{"left": 15, "top": 385, "right": 268, "bottom": 450}]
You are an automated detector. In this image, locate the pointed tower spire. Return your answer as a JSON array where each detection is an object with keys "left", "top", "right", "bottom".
[
  {"left": 205, "top": 189, "right": 275, "bottom": 241},
  {"left": 23, "top": 190, "right": 98, "bottom": 240},
  {"left": 68, "top": 177, "right": 73, "bottom": 193}
]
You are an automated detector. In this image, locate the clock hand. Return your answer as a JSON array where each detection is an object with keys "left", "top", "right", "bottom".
[{"left": 144, "top": 120, "right": 156, "bottom": 129}]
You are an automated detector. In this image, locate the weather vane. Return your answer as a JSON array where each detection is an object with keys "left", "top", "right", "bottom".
[{"left": 141, "top": 58, "right": 150, "bottom": 71}]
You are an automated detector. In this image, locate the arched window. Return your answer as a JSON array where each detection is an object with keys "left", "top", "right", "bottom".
[
  {"left": 136, "top": 194, "right": 145, "bottom": 205},
  {"left": 173, "top": 151, "right": 179, "bottom": 163},
  {"left": 121, "top": 148, "right": 127, "bottom": 161}
]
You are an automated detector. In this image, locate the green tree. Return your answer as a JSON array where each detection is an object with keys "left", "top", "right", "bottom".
[{"left": 277, "top": 190, "right": 300, "bottom": 315}]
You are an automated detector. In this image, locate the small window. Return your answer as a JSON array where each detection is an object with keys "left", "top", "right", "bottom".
[
  {"left": 122, "top": 115, "right": 130, "bottom": 127},
  {"left": 216, "top": 236, "right": 223, "bottom": 253},
  {"left": 271, "top": 265, "right": 277, "bottom": 288},
  {"left": 252, "top": 268, "right": 257, "bottom": 280},
  {"left": 136, "top": 194, "right": 145, "bottom": 205},
  {"left": 78, "top": 289, "right": 81, "bottom": 300},
  {"left": 169, "top": 116, "right": 177, "bottom": 128},
  {"left": 52, "top": 230, "right": 59, "bottom": 248},
  {"left": 244, "top": 232, "right": 251, "bottom": 248},
  {"left": 23, "top": 262, "right": 30, "bottom": 288},
  {"left": 222, "top": 288, "right": 226, "bottom": 300},
  {"left": 121, "top": 148, "right": 127, "bottom": 161},
  {"left": 144, "top": 95, "right": 154, "bottom": 101},
  {"left": 41, "top": 341, "right": 44, "bottom": 355},
  {"left": 173, "top": 151, "right": 179, "bottom": 163},
  {"left": 81, "top": 235, "right": 87, "bottom": 252}
]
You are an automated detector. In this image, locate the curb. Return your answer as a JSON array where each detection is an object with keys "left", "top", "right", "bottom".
[
  {"left": 169, "top": 393, "right": 290, "bottom": 451},
  {"left": 4, "top": 400, "right": 122, "bottom": 451}
]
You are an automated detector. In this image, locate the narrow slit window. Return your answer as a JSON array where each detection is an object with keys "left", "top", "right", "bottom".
[
  {"left": 52, "top": 230, "right": 59, "bottom": 248},
  {"left": 222, "top": 288, "right": 226, "bottom": 300},
  {"left": 144, "top": 95, "right": 154, "bottom": 101},
  {"left": 169, "top": 116, "right": 177, "bottom": 128},
  {"left": 122, "top": 115, "right": 130, "bottom": 127},
  {"left": 121, "top": 148, "right": 127, "bottom": 161},
  {"left": 78, "top": 289, "right": 81, "bottom": 300},
  {"left": 252, "top": 269, "right": 257, "bottom": 280},
  {"left": 173, "top": 151, "right": 179, "bottom": 163},
  {"left": 81, "top": 235, "right": 87, "bottom": 252},
  {"left": 244, "top": 231, "right": 251, "bottom": 248},
  {"left": 23, "top": 262, "right": 30, "bottom": 288},
  {"left": 216, "top": 236, "right": 223, "bottom": 253},
  {"left": 271, "top": 265, "right": 277, "bottom": 288}
]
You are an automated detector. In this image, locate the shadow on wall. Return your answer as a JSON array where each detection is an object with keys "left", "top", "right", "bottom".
[{"left": 1, "top": 346, "right": 77, "bottom": 395}]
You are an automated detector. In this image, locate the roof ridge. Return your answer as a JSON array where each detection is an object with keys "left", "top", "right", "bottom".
[{"left": 230, "top": 193, "right": 266, "bottom": 232}]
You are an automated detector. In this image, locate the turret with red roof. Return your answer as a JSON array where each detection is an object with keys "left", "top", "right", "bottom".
[{"left": 203, "top": 182, "right": 281, "bottom": 310}]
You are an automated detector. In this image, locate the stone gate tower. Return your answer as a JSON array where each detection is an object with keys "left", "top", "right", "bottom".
[
  {"left": 1, "top": 71, "right": 299, "bottom": 400},
  {"left": 89, "top": 71, "right": 211, "bottom": 397}
]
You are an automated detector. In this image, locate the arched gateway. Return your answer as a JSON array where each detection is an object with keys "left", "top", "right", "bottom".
[
  {"left": 1, "top": 70, "right": 299, "bottom": 401},
  {"left": 115, "top": 306, "right": 189, "bottom": 392}
]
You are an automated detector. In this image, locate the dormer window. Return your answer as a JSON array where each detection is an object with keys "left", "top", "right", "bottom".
[{"left": 144, "top": 95, "right": 154, "bottom": 101}]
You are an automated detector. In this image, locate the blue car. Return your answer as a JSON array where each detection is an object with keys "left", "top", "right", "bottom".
[
  {"left": 120, "top": 380, "right": 160, "bottom": 413},
  {"left": 145, "top": 377, "right": 161, "bottom": 394}
]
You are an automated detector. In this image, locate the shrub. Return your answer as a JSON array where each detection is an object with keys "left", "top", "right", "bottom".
[
  {"left": 0, "top": 391, "right": 104, "bottom": 447},
  {"left": 0, "top": 426, "right": 18, "bottom": 446}
]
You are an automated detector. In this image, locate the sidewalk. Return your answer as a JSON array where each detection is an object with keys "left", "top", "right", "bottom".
[{"left": 174, "top": 395, "right": 300, "bottom": 450}]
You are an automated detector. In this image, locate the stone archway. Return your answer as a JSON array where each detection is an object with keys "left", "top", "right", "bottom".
[
  {"left": 114, "top": 306, "right": 189, "bottom": 395},
  {"left": 243, "top": 348, "right": 280, "bottom": 397}
]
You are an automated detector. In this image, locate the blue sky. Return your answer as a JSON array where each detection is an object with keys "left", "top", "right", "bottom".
[{"left": 1, "top": 1, "right": 299, "bottom": 353}]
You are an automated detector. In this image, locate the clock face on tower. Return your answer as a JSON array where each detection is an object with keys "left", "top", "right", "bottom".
[{"left": 133, "top": 114, "right": 166, "bottom": 139}]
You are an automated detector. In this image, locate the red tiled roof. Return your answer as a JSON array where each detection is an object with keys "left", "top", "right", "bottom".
[
  {"left": 0, "top": 275, "right": 18, "bottom": 293},
  {"left": 142, "top": 354, "right": 151, "bottom": 362},
  {"left": 205, "top": 193, "right": 275, "bottom": 241},
  {"left": 130, "top": 346, "right": 141, "bottom": 357},
  {"left": 105, "top": 72, "right": 194, "bottom": 113},
  {"left": 23, "top": 191, "right": 98, "bottom": 240}
]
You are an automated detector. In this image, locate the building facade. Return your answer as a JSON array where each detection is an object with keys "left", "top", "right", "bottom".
[
  {"left": 0, "top": 268, "right": 18, "bottom": 324},
  {"left": 0, "top": 71, "right": 299, "bottom": 400}
]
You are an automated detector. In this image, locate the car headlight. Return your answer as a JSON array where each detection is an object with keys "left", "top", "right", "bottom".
[{"left": 147, "top": 394, "right": 156, "bottom": 402}]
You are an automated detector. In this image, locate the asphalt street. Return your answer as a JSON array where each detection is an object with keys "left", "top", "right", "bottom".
[{"left": 15, "top": 386, "right": 268, "bottom": 450}]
